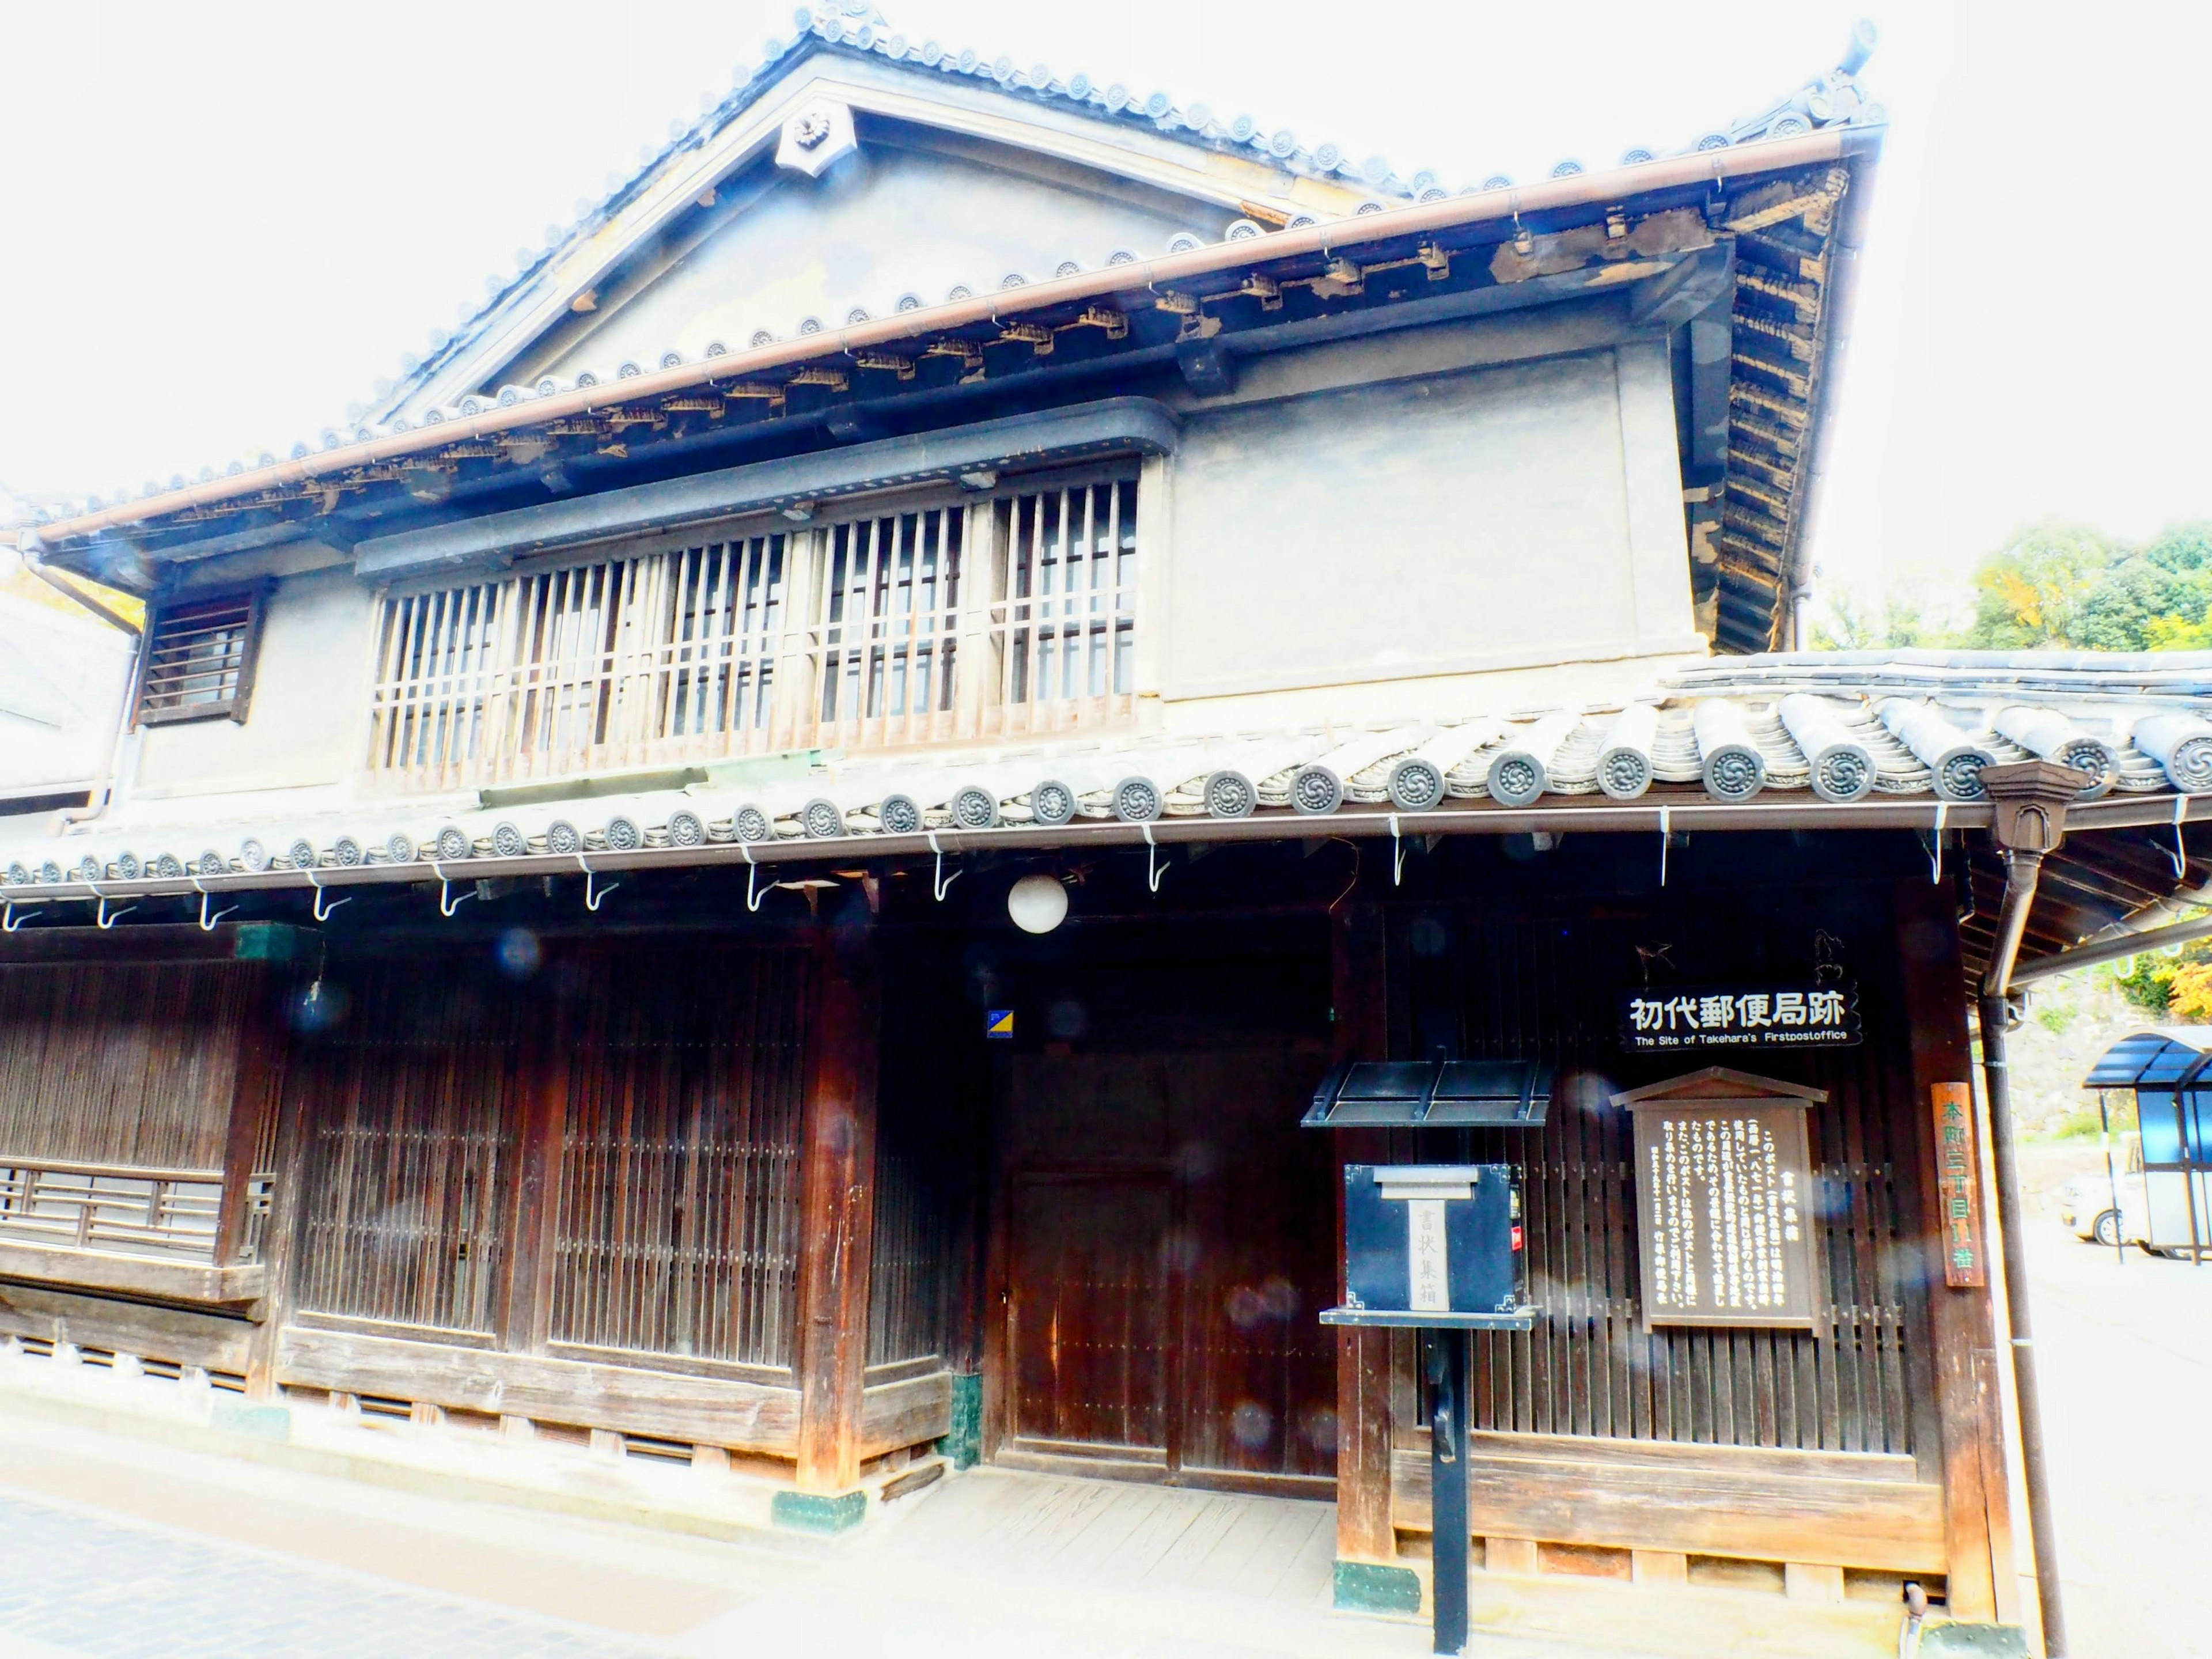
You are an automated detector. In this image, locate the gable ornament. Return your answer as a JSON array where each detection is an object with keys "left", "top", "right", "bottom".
[{"left": 777, "top": 100, "right": 857, "bottom": 177}]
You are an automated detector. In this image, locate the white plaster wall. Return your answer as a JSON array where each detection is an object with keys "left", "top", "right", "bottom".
[
  {"left": 535, "top": 143, "right": 1214, "bottom": 378},
  {"left": 128, "top": 570, "right": 373, "bottom": 800},
  {"left": 1161, "top": 348, "right": 1696, "bottom": 702}
]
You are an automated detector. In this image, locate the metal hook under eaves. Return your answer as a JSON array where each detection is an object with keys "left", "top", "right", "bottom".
[
  {"left": 94, "top": 893, "right": 136, "bottom": 930},
  {"left": 741, "top": 843, "right": 768, "bottom": 913},
  {"left": 192, "top": 878, "right": 238, "bottom": 932},
  {"left": 928, "top": 832, "right": 961, "bottom": 903},
  {"left": 1, "top": 902, "right": 36, "bottom": 933},
  {"left": 1141, "top": 823, "right": 1167, "bottom": 894},
  {"left": 1657, "top": 807, "right": 1671, "bottom": 888},
  {"left": 1928, "top": 800, "right": 1949, "bottom": 885},
  {"left": 430, "top": 862, "right": 475, "bottom": 919},
  {"left": 576, "top": 855, "right": 619, "bottom": 914},
  {"left": 305, "top": 869, "right": 350, "bottom": 925},
  {"left": 2172, "top": 794, "right": 2191, "bottom": 882},
  {"left": 1389, "top": 813, "right": 1406, "bottom": 887}
]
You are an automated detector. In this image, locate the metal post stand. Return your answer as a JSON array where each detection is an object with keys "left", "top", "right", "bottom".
[{"left": 1425, "top": 1327, "right": 1471, "bottom": 1656}]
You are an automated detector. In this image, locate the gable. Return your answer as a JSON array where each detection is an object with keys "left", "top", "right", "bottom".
[{"left": 512, "top": 130, "right": 1233, "bottom": 391}]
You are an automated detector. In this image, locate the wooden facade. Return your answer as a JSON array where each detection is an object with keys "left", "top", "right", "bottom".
[{"left": 0, "top": 829, "right": 2025, "bottom": 1636}]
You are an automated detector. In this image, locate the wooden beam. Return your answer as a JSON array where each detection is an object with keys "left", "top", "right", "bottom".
[
  {"left": 1331, "top": 902, "right": 1395, "bottom": 1563},
  {"left": 1891, "top": 880, "right": 2013, "bottom": 1621},
  {"left": 795, "top": 929, "right": 881, "bottom": 1493},
  {"left": 500, "top": 991, "right": 573, "bottom": 1355},
  {"left": 0, "top": 1243, "right": 263, "bottom": 1308},
  {"left": 276, "top": 1325, "right": 801, "bottom": 1452},
  {"left": 215, "top": 965, "right": 290, "bottom": 1269}
]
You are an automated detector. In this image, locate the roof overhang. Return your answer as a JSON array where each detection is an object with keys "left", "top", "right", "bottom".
[{"left": 24, "top": 123, "right": 1880, "bottom": 649}]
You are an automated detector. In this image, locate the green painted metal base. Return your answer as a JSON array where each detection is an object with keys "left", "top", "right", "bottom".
[
  {"left": 1920, "top": 1623, "right": 2030, "bottom": 1656},
  {"left": 771, "top": 1488, "right": 868, "bottom": 1535},
  {"left": 1333, "top": 1560, "right": 1422, "bottom": 1615},
  {"left": 938, "top": 1372, "right": 982, "bottom": 1471}
]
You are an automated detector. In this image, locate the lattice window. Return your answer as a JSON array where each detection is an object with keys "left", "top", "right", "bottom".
[
  {"left": 368, "top": 532, "right": 789, "bottom": 790},
  {"left": 548, "top": 950, "right": 809, "bottom": 1369},
  {"left": 804, "top": 506, "right": 965, "bottom": 749},
  {"left": 291, "top": 972, "right": 523, "bottom": 1334},
  {"left": 135, "top": 590, "right": 263, "bottom": 726},
  {"left": 984, "top": 476, "right": 1138, "bottom": 729},
  {"left": 363, "top": 465, "right": 1143, "bottom": 789}
]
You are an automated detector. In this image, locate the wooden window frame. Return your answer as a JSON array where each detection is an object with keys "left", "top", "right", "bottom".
[
  {"left": 361, "top": 457, "right": 1145, "bottom": 790},
  {"left": 132, "top": 585, "right": 269, "bottom": 729}
]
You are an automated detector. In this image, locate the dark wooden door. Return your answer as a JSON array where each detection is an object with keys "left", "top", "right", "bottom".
[
  {"left": 1009, "top": 1172, "right": 1173, "bottom": 1464},
  {"left": 1001, "top": 1046, "right": 1335, "bottom": 1495}
]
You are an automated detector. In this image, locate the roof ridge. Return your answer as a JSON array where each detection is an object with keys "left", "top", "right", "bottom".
[{"left": 358, "top": 5, "right": 1882, "bottom": 429}]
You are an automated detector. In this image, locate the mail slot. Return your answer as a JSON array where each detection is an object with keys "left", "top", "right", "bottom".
[{"left": 1326, "top": 1162, "right": 1529, "bottom": 1327}]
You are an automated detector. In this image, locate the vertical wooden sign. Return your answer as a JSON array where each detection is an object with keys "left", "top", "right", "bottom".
[{"left": 1932, "top": 1082, "right": 1987, "bottom": 1288}]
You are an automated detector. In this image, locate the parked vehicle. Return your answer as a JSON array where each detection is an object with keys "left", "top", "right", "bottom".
[{"left": 2057, "top": 1133, "right": 2145, "bottom": 1247}]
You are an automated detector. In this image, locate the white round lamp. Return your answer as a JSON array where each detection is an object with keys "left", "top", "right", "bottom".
[{"left": 1007, "top": 872, "right": 1069, "bottom": 934}]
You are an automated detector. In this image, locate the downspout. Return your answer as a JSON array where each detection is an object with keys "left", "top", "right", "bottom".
[
  {"left": 1976, "top": 762, "right": 2080, "bottom": 1659},
  {"left": 20, "top": 551, "right": 144, "bottom": 835}
]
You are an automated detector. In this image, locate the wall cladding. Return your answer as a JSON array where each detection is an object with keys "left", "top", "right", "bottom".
[{"left": 1397, "top": 905, "right": 1929, "bottom": 1460}]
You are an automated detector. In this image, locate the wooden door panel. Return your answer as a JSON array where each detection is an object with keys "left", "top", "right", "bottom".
[
  {"left": 1169, "top": 1048, "right": 1338, "bottom": 1480},
  {"left": 1010, "top": 1172, "right": 1172, "bottom": 1453},
  {"left": 1008, "top": 1054, "right": 1169, "bottom": 1162}
]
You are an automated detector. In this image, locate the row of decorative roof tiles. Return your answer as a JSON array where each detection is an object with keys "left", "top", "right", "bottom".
[
  {"left": 0, "top": 6, "right": 1878, "bottom": 528},
  {"left": 4, "top": 672, "right": 2202, "bottom": 895},
  {"left": 378, "top": 5, "right": 1880, "bottom": 419}
]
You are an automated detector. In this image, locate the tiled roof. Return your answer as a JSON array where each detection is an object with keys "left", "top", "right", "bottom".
[
  {"left": 14, "top": 12, "right": 1884, "bottom": 523},
  {"left": 5, "top": 653, "right": 2203, "bottom": 900}
]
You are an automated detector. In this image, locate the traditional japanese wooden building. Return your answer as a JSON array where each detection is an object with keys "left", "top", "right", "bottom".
[{"left": 2, "top": 11, "right": 2200, "bottom": 1653}]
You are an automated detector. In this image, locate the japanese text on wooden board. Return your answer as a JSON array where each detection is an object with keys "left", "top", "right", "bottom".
[
  {"left": 1619, "top": 987, "right": 1859, "bottom": 1051},
  {"left": 1931, "top": 1082, "right": 1987, "bottom": 1288},
  {"left": 1630, "top": 1104, "right": 1818, "bottom": 1328}
]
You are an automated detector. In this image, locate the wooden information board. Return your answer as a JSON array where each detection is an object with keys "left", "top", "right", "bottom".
[
  {"left": 1931, "top": 1081, "right": 1988, "bottom": 1288},
  {"left": 1613, "top": 1069, "right": 1824, "bottom": 1331}
]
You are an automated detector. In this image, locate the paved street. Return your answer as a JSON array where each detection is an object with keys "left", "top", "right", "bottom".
[
  {"left": 0, "top": 1486, "right": 661, "bottom": 1659},
  {"left": 2015, "top": 1177, "right": 2212, "bottom": 1658},
  {"left": 0, "top": 1203, "right": 2202, "bottom": 1658}
]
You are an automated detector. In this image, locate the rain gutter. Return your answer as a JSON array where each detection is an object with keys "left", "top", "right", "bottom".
[{"left": 0, "top": 792, "right": 1973, "bottom": 908}]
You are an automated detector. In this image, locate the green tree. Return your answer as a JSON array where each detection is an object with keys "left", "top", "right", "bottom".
[{"left": 1963, "top": 522, "right": 2123, "bottom": 648}]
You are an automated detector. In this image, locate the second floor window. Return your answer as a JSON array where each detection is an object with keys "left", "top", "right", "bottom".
[{"left": 366, "top": 467, "right": 1139, "bottom": 789}]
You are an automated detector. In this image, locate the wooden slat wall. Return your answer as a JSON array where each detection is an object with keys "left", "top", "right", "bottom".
[
  {"left": 290, "top": 971, "right": 525, "bottom": 1334},
  {"left": 0, "top": 964, "right": 251, "bottom": 1172},
  {"left": 866, "top": 1147, "right": 951, "bottom": 1368},
  {"left": 548, "top": 948, "right": 810, "bottom": 1368},
  {"left": 1418, "top": 914, "right": 1919, "bottom": 1459}
]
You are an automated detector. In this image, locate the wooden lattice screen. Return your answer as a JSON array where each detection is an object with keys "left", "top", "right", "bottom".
[
  {"left": 1407, "top": 914, "right": 1922, "bottom": 1457},
  {"left": 548, "top": 948, "right": 810, "bottom": 1370},
  {"left": 363, "top": 468, "right": 1141, "bottom": 790},
  {"left": 0, "top": 965, "right": 258, "bottom": 1264},
  {"left": 291, "top": 972, "right": 525, "bottom": 1334}
]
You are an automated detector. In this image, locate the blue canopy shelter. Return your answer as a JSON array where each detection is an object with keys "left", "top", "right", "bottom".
[{"left": 2084, "top": 1029, "right": 2212, "bottom": 1261}]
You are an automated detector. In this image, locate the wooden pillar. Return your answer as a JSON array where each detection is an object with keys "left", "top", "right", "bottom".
[
  {"left": 238, "top": 965, "right": 303, "bottom": 1402},
  {"left": 1892, "top": 880, "right": 2014, "bottom": 1623},
  {"left": 795, "top": 926, "right": 882, "bottom": 1494},
  {"left": 500, "top": 971, "right": 575, "bottom": 1357},
  {"left": 215, "top": 964, "right": 290, "bottom": 1270},
  {"left": 1332, "top": 902, "right": 1395, "bottom": 1563}
]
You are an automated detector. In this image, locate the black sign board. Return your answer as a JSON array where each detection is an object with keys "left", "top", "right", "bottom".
[
  {"left": 1615, "top": 1071, "right": 1823, "bottom": 1331},
  {"left": 1324, "top": 1164, "right": 1527, "bottom": 1327},
  {"left": 1618, "top": 985, "right": 1859, "bottom": 1052}
]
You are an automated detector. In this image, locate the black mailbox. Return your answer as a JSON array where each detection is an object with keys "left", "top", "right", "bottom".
[{"left": 1321, "top": 1163, "right": 1531, "bottom": 1330}]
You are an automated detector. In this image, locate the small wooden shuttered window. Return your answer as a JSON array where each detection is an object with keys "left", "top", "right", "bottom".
[{"left": 135, "top": 589, "right": 264, "bottom": 726}]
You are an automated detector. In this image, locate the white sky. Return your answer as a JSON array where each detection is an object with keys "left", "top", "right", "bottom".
[{"left": 2, "top": 0, "right": 2207, "bottom": 607}]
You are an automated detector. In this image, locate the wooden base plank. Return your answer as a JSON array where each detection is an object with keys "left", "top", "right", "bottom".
[{"left": 275, "top": 1325, "right": 800, "bottom": 1454}]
